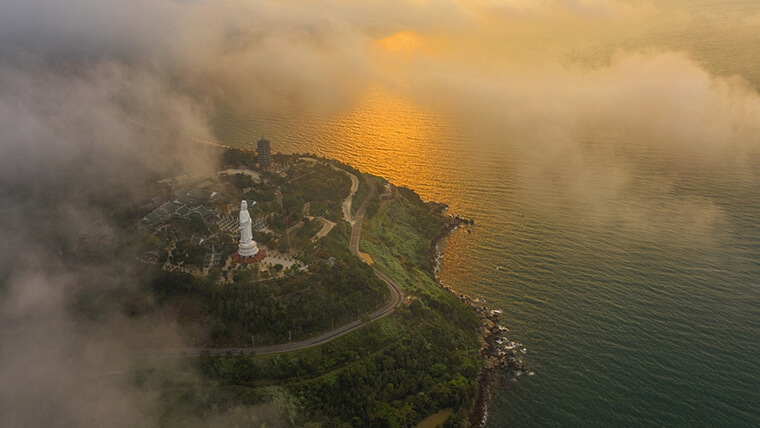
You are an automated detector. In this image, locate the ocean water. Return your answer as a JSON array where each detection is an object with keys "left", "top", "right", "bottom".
[{"left": 213, "top": 3, "right": 760, "bottom": 425}]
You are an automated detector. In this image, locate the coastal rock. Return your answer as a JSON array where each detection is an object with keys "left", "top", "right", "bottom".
[{"left": 426, "top": 213, "right": 528, "bottom": 427}]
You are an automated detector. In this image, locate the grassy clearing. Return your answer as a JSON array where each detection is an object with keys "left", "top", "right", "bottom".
[{"left": 416, "top": 408, "right": 455, "bottom": 428}]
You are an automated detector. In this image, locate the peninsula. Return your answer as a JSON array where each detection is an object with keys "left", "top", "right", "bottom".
[{"left": 74, "top": 147, "right": 523, "bottom": 427}]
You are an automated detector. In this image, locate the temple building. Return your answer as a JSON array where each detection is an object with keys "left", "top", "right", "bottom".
[{"left": 257, "top": 135, "right": 272, "bottom": 169}]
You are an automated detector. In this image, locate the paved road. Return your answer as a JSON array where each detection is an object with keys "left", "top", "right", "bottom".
[
  {"left": 349, "top": 176, "right": 374, "bottom": 256},
  {"left": 153, "top": 264, "right": 404, "bottom": 356},
  {"left": 149, "top": 173, "right": 405, "bottom": 356},
  {"left": 338, "top": 167, "right": 360, "bottom": 224}
]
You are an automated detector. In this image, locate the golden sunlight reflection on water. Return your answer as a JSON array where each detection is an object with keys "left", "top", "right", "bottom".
[
  {"left": 324, "top": 84, "right": 441, "bottom": 189},
  {"left": 219, "top": 82, "right": 480, "bottom": 214},
  {"left": 219, "top": 82, "right": 508, "bottom": 284},
  {"left": 212, "top": 3, "right": 760, "bottom": 424}
]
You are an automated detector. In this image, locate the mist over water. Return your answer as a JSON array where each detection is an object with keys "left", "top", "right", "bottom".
[
  {"left": 2, "top": 0, "right": 760, "bottom": 425},
  {"left": 220, "top": 93, "right": 760, "bottom": 427},
  {"left": 213, "top": 7, "right": 760, "bottom": 422}
]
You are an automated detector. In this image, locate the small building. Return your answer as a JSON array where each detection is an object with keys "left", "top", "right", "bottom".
[
  {"left": 252, "top": 215, "right": 267, "bottom": 231},
  {"left": 141, "top": 195, "right": 163, "bottom": 211},
  {"left": 175, "top": 194, "right": 193, "bottom": 205},
  {"left": 204, "top": 245, "right": 224, "bottom": 267},
  {"left": 156, "top": 201, "right": 178, "bottom": 216},
  {"left": 141, "top": 212, "right": 163, "bottom": 228},
  {"left": 193, "top": 205, "right": 216, "bottom": 220},
  {"left": 172, "top": 205, "right": 193, "bottom": 220},
  {"left": 188, "top": 187, "right": 214, "bottom": 202}
]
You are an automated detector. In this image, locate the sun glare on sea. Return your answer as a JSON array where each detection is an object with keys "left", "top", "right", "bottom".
[
  {"left": 322, "top": 84, "right": 446, "bottom": 194},
  {"left": 376, "top": 31, "right": 424, "bottom": 53}
]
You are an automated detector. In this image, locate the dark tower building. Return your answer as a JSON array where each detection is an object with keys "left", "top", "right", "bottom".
[{"left": 257, "top": 135, "right": 272, "bottom": 169}]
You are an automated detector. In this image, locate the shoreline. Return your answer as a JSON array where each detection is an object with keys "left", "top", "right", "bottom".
[{"left": 426, "top": 203, "right": 529, "bottom": 428}]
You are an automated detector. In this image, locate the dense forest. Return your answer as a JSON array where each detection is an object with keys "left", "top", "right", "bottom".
[{"left": 145, "top": 253, "right": 388, "bottom": 346}]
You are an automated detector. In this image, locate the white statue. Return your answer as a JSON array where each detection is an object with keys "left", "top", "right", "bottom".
[{"left": 238, "top": 200, "right": 259, "bottom": 257}]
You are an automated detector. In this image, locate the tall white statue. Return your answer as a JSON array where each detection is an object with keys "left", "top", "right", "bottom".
[{"left": 238, "top": 200, "right": 259, "bottom": 257}]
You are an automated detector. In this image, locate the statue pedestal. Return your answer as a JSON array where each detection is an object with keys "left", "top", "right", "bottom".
[{"left": 238, "top": 240, "right": 259, "bottom": 257}]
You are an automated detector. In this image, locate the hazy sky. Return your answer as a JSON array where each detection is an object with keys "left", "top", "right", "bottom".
[{"left": 1, "top": 1, "right": 759, "bottom": 426}]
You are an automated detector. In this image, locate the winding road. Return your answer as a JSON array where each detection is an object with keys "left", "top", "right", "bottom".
[{"left": 150, "top": 170, "right": 405, "bottom": 356}]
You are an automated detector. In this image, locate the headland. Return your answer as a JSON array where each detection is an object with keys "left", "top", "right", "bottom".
[{"left": 71, "top": 145, "right": 525, "bottom": 426}]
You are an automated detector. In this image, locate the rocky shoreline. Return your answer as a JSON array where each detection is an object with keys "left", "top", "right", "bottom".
[{"left": 427, "top": 203, "right": 530, "bottom": 428}]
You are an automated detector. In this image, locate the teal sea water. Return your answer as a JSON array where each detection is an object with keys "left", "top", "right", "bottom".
[
  {"left": 220, "top": 114, "right": 760, "bottom": 427},
  {"left": 214, "top": 3, "right": 760, "bottom": 425}
]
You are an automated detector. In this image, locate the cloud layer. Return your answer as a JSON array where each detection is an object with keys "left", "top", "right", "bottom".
[{"left": 1, "top": 0, "right": 759, "bottom": 425}]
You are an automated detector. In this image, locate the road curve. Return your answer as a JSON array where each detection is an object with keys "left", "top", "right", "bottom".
[
  {"left": 148, "top": 172, "right": 405, "bottom": 357},
  {"left": 349, "top": 176, "right": 374, "bottom": 257}
]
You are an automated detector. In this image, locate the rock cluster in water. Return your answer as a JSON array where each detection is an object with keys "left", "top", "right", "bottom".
[{"left": 471, "top": 303, "right": 529, "bottom": 374}]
